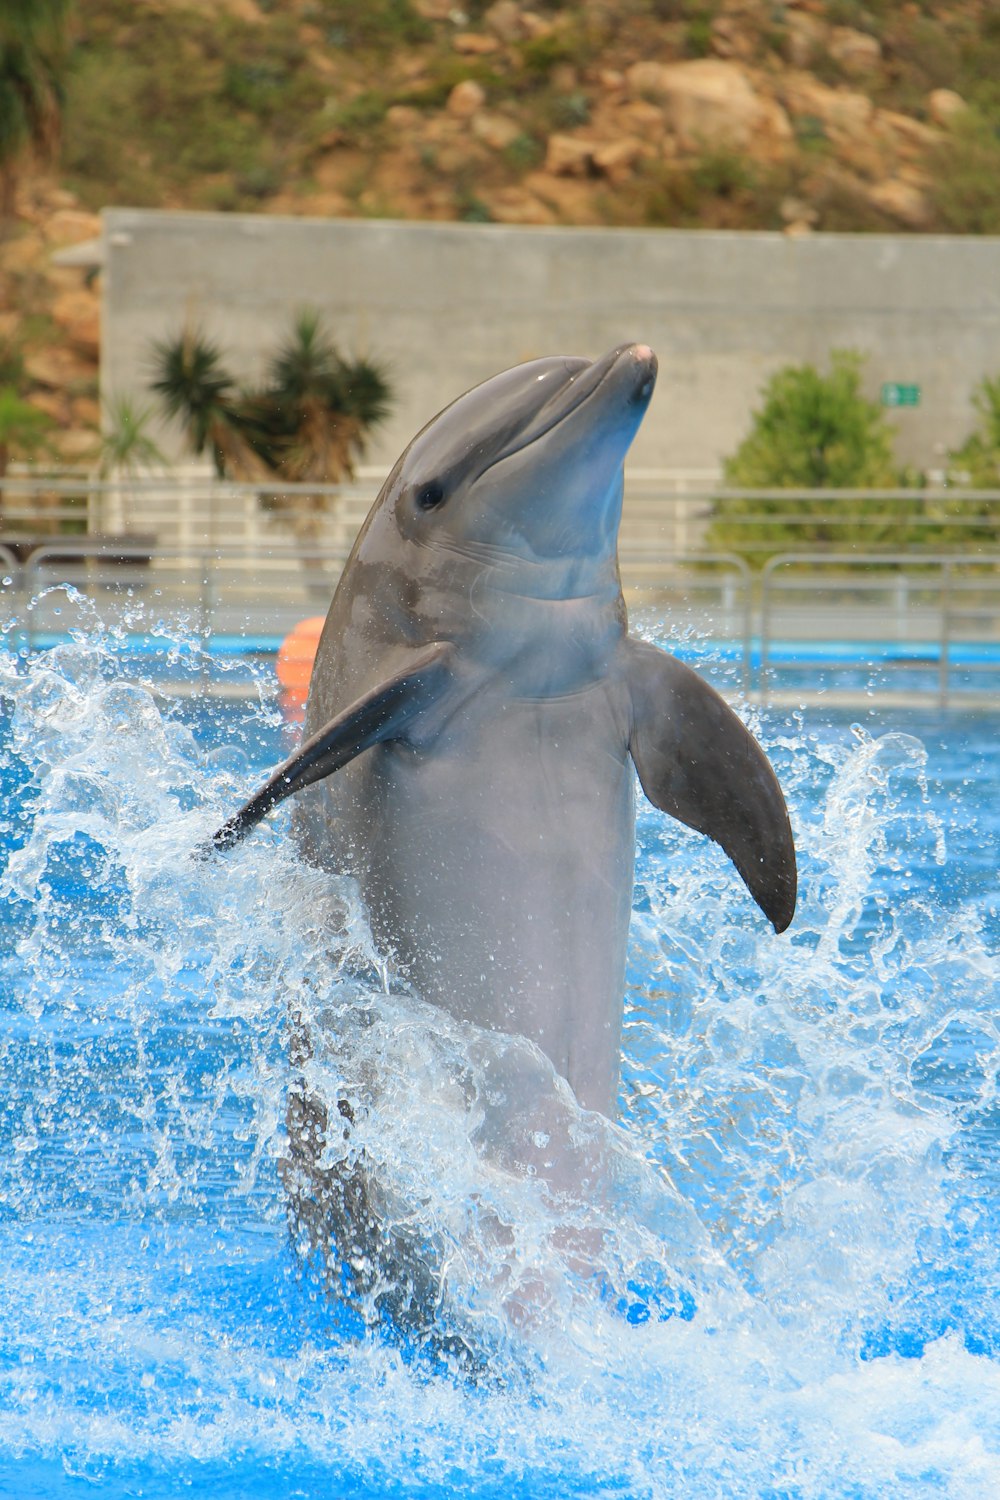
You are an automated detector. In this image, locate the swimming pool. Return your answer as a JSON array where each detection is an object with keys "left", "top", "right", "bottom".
[{"left": 1, "top": 624, "right": 998, "bottom": 1498}]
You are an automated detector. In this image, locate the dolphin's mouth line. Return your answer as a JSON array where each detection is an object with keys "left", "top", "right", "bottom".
[
  {"left": 480, "top": 345, "right": 635, "bottom": 478},
  {"left": 425, "top": 535, "right": 616, "bottom": 599}
]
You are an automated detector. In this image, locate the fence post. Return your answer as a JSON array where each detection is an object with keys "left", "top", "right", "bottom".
[
  {"left": 938, "top": 559, "right": 952, "bottom": 710},
  {"left": 733, "top": 558, "right": 751, "bottom": 700},
  {"left": 199, "top": 552, "right": 214, "bottom": 691},
  {"left": 0, "top": 547, "right": 25, "bottom": 661},
  {"left": 894, "top": 573, "right": 908, "bottom": 638},
  {"left": 759, "top": 557, "right": 776, "bottom": 707}
]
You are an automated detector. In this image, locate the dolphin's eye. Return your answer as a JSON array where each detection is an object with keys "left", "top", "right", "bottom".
[{"left": 415, "top": 481, "right": 446, "bottom": 512}]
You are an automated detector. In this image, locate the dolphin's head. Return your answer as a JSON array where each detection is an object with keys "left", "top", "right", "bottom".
[{"left": 381, "top": 344, "right": 657, "bottom": 571}]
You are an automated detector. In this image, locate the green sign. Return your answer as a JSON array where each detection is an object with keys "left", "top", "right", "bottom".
[{"left": 881, "top": 382, "right": 921, "bottom": 408}]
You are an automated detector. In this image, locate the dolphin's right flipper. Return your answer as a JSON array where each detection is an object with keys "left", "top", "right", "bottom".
[
  {"left": 624, "top": 638, "right": 796, "bottom": 932},
  {"left": 209, "top": 641, "right": 453, "bottom": 852}
]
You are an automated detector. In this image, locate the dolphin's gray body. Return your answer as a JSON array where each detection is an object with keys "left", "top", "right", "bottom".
[{"left": 215, "top": 343, "right": 796, "bottom": 1122}]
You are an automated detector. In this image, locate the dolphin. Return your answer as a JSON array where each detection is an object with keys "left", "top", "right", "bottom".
[{"left": 213, "top": 342, "right": 795, "bottom": 1122}]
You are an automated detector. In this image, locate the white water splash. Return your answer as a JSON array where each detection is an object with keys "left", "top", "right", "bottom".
[{"left": 0, "top": 625, "right": 998, "bottom": 1496}]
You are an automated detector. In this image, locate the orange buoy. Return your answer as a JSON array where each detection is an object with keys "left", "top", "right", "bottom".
[{"left": 276, "top": 615, "right": 325, "bottom": 718}]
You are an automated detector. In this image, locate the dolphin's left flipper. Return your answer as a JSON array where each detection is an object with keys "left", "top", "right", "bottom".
[
  {"left": 624, "top": 638, "right": 796, "bottom": 932},
  {"left": 209, "top": 641, "right": 453, "bottom": 852}
]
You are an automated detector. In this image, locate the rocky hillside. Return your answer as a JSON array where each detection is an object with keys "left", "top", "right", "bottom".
[{"left": 5, "top": 0, "right": 1000, "bottom": 463}]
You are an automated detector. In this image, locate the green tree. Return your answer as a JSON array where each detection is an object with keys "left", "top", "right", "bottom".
[
  {"left": 0, "top": 0, "right": 69, "bottom": 223},
  {"left": 706, "top": 352, "right": 922, "bottom": 562},
  {"left": 0, "top": 385, "right": 53, "bottom": 469},
  {"left": 150, "top": 327, "right": 253, "bottom": 480},
  {"left": 150, "top": 312, "right": 393, "bottom": 537},
  {"left": 948, "top": 376, "right": 1000, "bottom": 487},
  {"left": 93, "top": 394, "right": 168, "bottom": 536},
  {"left": 98, "top": 393, "right": 167, "bottom": 481},
  {"left": 938, "top": 375, "right": 1000, "bottom": 550},
  {"left": 0, "top": 339, "right": 55, "bottom": 522},
  {"left": 242, "top": 308, "right": 393, "bottom": 484}
]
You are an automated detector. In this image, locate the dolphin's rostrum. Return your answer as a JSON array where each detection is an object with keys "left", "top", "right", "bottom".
[{"left": 214, "top": 342, "right": 796, "bottom": 1124}]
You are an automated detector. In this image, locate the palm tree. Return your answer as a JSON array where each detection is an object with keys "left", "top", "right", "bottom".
[
  {"left": 95, "top": 394, "right": 168, "bottom": 534},
  {"left": 149, "top": 326, "right": 262, "bottom": 480},
  {"left": 0, "top": 0, "right": 69, "bottom": 225},
  {"left": 150, "top": 312, "right": 393, "bottom": 538},
  {"left": 98, "top": 394, "right": 166, "bottom": 479},
  {"left": 229, "top": 309, "right": 389, "bottom": 481},
  {"left": 238, "top": 311, "right": 393, "bottom": 541}
]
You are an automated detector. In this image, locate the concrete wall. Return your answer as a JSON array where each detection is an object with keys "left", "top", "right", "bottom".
[{"left": 102, "top": 208, "right": 1000, "bottom": 475}]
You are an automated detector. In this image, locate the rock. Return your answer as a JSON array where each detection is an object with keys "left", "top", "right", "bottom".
[
  {"left": 413, "top": 0, "right": 453, "bottom": 18},
  {"left": 27, "top": 389, "right": 67, "bottom": 423},
  {"left": 472, "top": 111, "right": 523, "bottom": 150},
  {"left": 484, "top": 1, "right": 529, "bottom": 44},
  {"left": 897, "top": 162, "right": 933, "bottom": 190},
  {"left": 874, "top": 110, "right": 941, "bottom": 161},
  {"left": 53, "top": 428, "right": 99, "bottom": 462},
  {"left": 785, "top": 12, "right": 827, "bottom": 69},
  {"left": 782, "top": 74, "right": 874, "bottom": 147},
  {"left": 400, "top": 55, "right": 428, "bottom": 82},
  {"left": 617, "top": 100, "right": 667, "bottom": 138},
  {"left": 829, "top": 26, "right": 881, "bottom": 76},
  {"left": 710, "top": 16, "right": 756, "bottom": 62},
  {"left": 866, "top": 178, "right": 933, "bottom": 228},
  {"left": 70, "top": 395, "right": 101, "bottom": 427},
  {"left": 0, "top": 231, "right": 46, "bottom": 275},
  {"left": 779, "top": 195, "right": 819, "bottom": 226},
  {"left": 598, "top": 69, "right": 624, "bottom": 93},
  {"left": 433, "top": 140, "right": 485, "bottom": 175},
  {"left": 51, "top": 289, "right": 101, "bottom": 360},
  {"left": 927, "top": 89, "right": 968, "bottom": 128},
  {"left": 386, "top": 105, "right": 422, "bottom": 131},
  {"left": 520, "top": 12, "right": 554, "bottom": 40},
  {"left": 447, "top": 80, "right": 487, "bottom": 118},
  {"left": 43, "top": 209, "right": 102, "bottom": 247},
  {"left": 523, "top": 170, "right": 604, "bottom": 223},
  {"left": 24, "top": 346, "right": 93, "bottom": 390},
  {"left": 544, "top": 133, "right": 595, "bottom": 176},
  {"left": 624, "top": 60, "right": 673, "bottom": 102},
  {"left": 481, "top": 186, "right": 556, "bottom": 224},
  {"left": 45, "top": 266, "right": 91, "bottom": 294},
  {"left": 755, "top": 98, "right": 797, "bottom": 161},
  {"left": 276, "top": 189, "right": 351, "bottom": 218},
  {"left": 453, "top": 32, "right": 500, "bottom": 55},
  {"left": 625, "top": 59, "right": 791, "bottom": 156},
  {"left": 592, "top": 136, "right": 646, "bottom": 183},
  {"left": 219, "top": 0, "right": 262, "bottom": 22}
]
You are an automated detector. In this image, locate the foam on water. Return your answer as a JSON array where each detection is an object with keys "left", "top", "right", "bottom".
[{"left": 0, "top": 602, "right": 998, "bottom": 1497}]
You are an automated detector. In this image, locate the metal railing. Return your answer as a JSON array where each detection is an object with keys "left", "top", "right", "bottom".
[
  {"left": 2, "top": 469, "right": 999, "bottom": 550},
  {"left": 757, "top": 552, "right": 1000, "bottom": 708},
  {"left": 1, "top": 474, "right": 998, "bottom": 708}
]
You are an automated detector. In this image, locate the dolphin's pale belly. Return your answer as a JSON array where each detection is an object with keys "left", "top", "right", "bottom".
[{"left": 305, "top": 683, "right": 635, "bottom": 1116}]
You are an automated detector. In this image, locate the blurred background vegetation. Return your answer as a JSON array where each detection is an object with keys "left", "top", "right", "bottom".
[{"left": 39, "top": 0, "right": 1000, "bottom": 233}]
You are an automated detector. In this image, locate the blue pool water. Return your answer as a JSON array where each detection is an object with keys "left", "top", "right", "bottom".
[{"left": 0, "top": 617, "right": 998, "bottom": 1498}]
